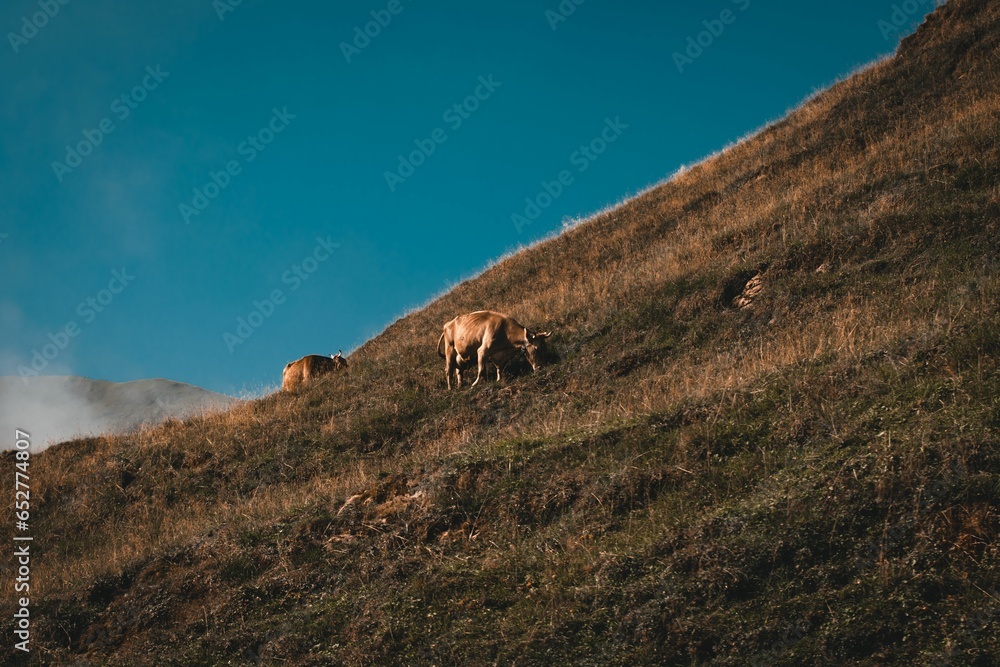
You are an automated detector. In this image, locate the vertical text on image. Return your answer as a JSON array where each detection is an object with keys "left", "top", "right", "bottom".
[{"left": 13, "top": 429, "right": 33, "bottom": 653}]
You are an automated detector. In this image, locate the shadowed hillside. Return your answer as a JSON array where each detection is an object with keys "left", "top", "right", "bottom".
[{"left": 4, "top": 0, "right": 999, "bottom": 663}]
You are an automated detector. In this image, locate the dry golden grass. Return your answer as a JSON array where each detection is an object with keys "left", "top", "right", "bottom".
[{"left": 5, "top": 1, "right": 1000, "bottom": 664}]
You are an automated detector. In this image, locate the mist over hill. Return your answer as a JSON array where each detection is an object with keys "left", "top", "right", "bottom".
[
  {"left": 0, "top": 376, "right": 238, "bottom": 451},
  {"left": 2, "top": 0, "right": 999, "bottom": 664}
]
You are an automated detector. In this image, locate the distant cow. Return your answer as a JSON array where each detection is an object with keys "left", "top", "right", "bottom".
[
  {"left": 437, "top": 311, "right": 551, "bottom": 389},
  {"left": 282, "top": 351, "right": 347, "bottom": 393}
]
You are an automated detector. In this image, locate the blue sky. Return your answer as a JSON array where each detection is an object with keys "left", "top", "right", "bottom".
[{"left": 0, "top": 0, "right": 936, "bottom": 395}]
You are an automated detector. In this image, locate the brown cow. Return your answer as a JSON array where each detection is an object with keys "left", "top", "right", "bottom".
[
  {"left": 437, "top": 311, "right": 551, "bottom": 389},
  {"left": 282, "top": 351, "right": 347, "bottom": 393}
]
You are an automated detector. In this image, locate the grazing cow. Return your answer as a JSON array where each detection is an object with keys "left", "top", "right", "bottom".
[
  {"left": 282, "top": 351, "right": 347, "bottom": 393},
  {"left": 437, "top": 311, "right": 551, "bottom": 389}
]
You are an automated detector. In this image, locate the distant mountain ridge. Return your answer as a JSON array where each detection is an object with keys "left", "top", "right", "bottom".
[{"left": 0, "top": 376, "right": 239, "bottom": 450}]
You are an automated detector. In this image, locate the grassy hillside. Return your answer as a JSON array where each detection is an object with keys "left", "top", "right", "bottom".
[{"left": 5, "top": 0, "right": 999, "bottom": 663}]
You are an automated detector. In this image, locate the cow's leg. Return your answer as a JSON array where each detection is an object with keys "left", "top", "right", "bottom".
[
  {"left": 471, "top": 345, "right": 489, "bottom": 387},
  {"left": 494, "top": 363, "right": 501, "bottom": 383},
  {"left": 445, "top": 354, "right": 453, "bottom": 390}
]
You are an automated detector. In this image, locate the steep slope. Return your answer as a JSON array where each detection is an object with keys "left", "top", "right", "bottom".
[
  {"left": 4, "top": 0, "right": 999, "bottom": 664},
  {"left": 0, "top": 376, "right": 239, "bottom": 450}
]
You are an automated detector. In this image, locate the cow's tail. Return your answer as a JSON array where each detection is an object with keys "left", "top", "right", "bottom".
[{"left": 437, "top": 332, "right": 446, "bottom": 358}]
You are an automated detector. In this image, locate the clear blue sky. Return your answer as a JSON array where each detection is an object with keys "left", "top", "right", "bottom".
[{"left": 0, "top": 0, "right": 935, "bottom": 395}]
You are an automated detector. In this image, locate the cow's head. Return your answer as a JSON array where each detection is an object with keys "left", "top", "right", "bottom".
[
  {"left": 331, "top": 350, "right": 347, "bottom": 369},
  {"left": 523, "top": 331, "right": 552, "bottom": 371}
]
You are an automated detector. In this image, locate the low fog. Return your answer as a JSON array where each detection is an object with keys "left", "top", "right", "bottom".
[{"left": 0, "top": 376, "right": 239, "bottom": 452}]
